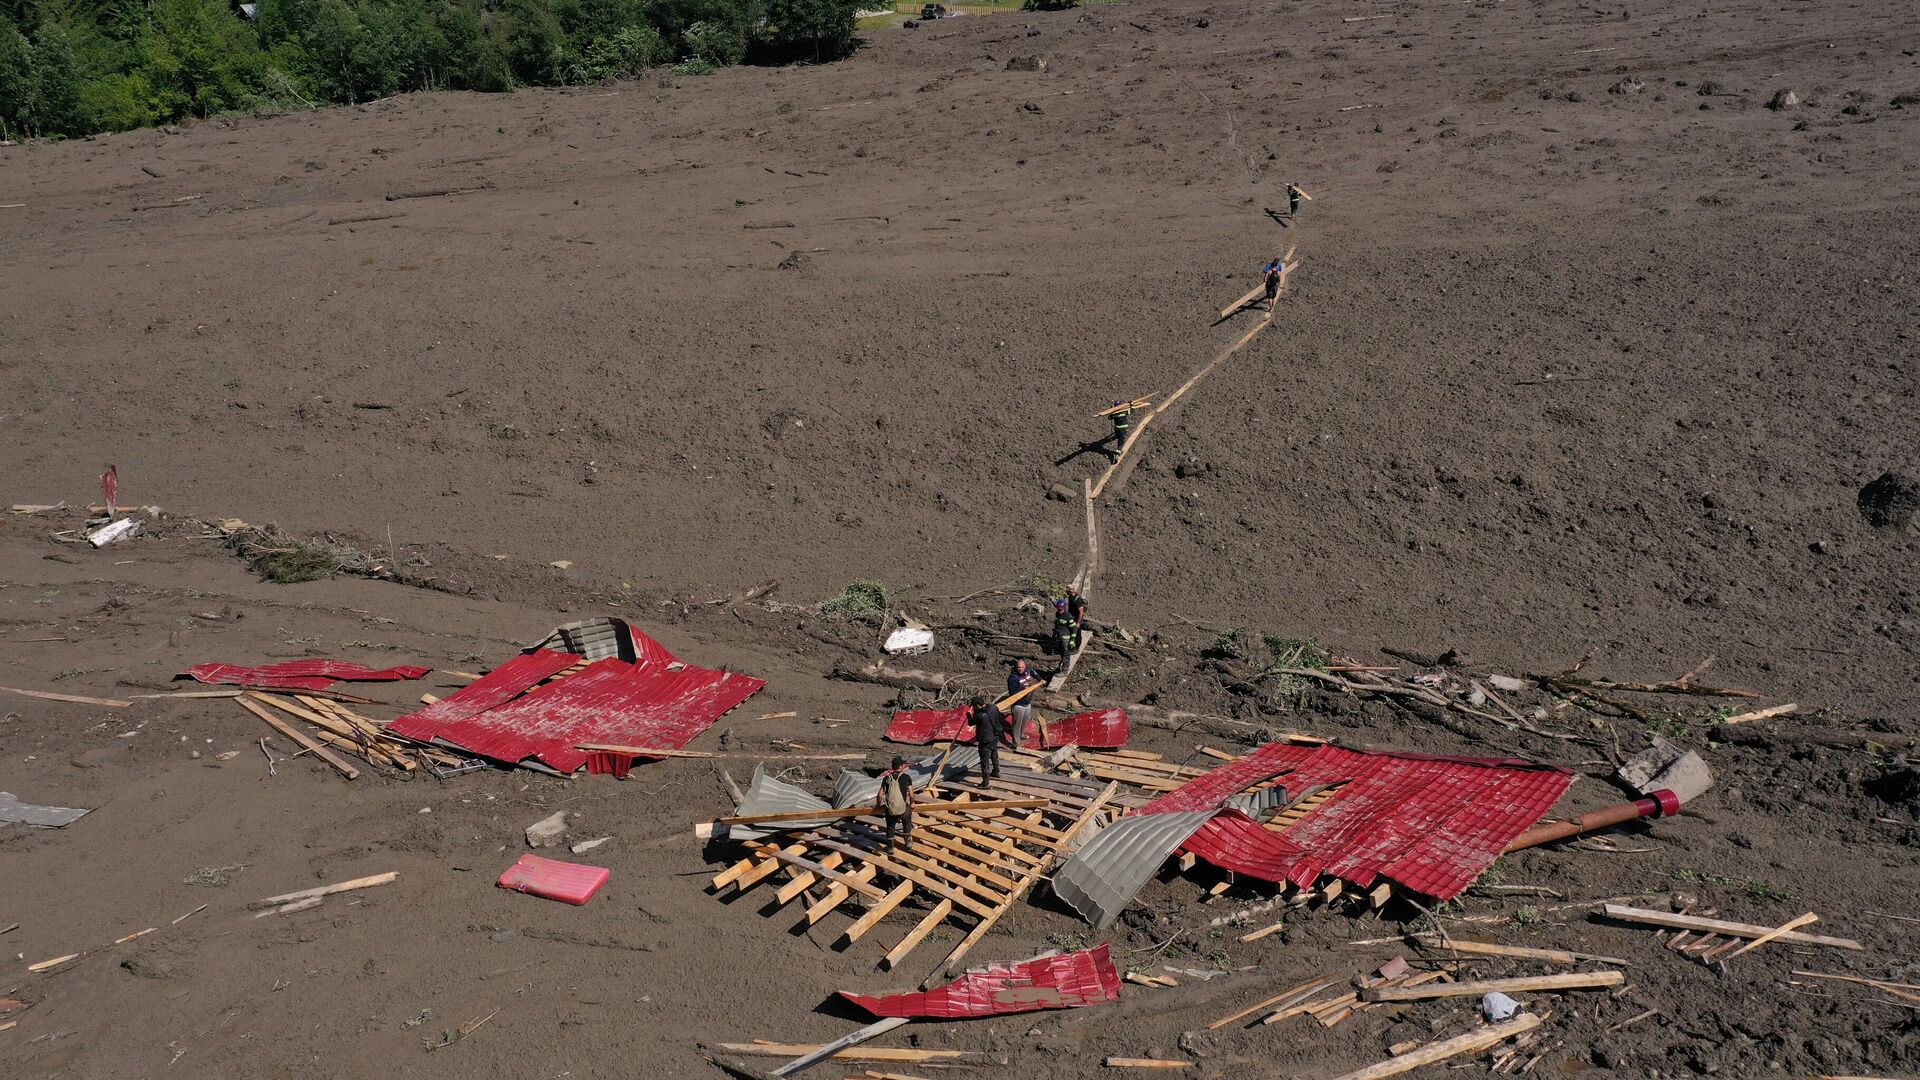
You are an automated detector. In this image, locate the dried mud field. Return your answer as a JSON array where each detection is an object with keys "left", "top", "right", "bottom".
[{"left": 1, "top": 0, "right": 1916, "bottom": 1077}]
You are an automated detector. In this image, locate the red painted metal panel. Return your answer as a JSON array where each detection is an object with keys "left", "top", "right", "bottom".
[
  {"left": 1151, "top": 743, "right": 1573, "bottom": 901},
  {"left": 838, "top": 944, "right": 1120, "bottom": 1018},
  {"left": 886, "top": 708, "right": 972, "bottom": 744},
  {"left": 1024, "top": 708, "right": 1128, "bottom": 750},
  {"left": 425, "top": 655, "right": 765, "bottom": 772},
  {"left": 388, "top": 650, "right": 578, "bottom": 744},
  {"left": 182, "top": 660, "right": 432, "bottom": 692},
  {"left": 497, "top": 854, "right": 610, "bottom": 905}
]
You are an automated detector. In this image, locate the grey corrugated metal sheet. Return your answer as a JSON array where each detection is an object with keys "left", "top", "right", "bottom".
[
  {"left": 1224, "top": 785, "right": 1289, "bottom": 820},
  {"left": 832, "top": 747, "right": 980, "bottom": 808},
  {"left": 1051, "top": 810, "right": 1215, "bottom": 929},
  {"left": 526, "top": 617, "right": 636, "bottom": 662},
  {"left": 730, "top": 764, "right": 834, "bottom": 841}
]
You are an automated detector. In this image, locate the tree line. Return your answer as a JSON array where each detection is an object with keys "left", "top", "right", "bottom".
[{"left": 0, "top": 0, "right": 865, "bottom": 139}]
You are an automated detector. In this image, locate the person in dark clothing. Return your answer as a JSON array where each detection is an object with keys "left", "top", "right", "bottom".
[
  {"left": 1287, "top": 183, "right": 1309, "bottom": 215},
  {"left": 1105, "top": 400, "right": 1134, "bottom": 461},
  {"left": 970, "top": 695, "right": 1011, "bottom": 779},
  {"left": 873, "top": 755, "right": 915, "bottom": 852},
  {"left": 1065, "top": 587, "right": 1087, "bottom": 631},
  {"left": 1262, "top": 259, "right": 1285, "bottom": 310},
  {"left": 1052, "top": 598, "right": 1081, "bottom": 658}
]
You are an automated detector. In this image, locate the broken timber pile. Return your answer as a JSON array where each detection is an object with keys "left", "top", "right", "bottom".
[
  {"left": 710, "top": 781, "right": 1115, "bottom": 977},
  {"left": 236, "top": 691, "right": 473, "bottom": 777}
]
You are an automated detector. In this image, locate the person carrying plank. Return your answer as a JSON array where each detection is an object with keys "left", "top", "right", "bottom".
[
  {"left": 1261, "top": 259, "right": 1285, "bottom": 310},
  {"left": 873, "top": 755, "right": 916, "bottom": 852},
  {"left": 968, "top": 695, "right": 1012, "bottom": 779},
  {"left": 1287, "top": 183, "right": 1310, "bottom": 215},
  {"left": 1007, "top": 659, "right": 1044, "bottom": 740}
]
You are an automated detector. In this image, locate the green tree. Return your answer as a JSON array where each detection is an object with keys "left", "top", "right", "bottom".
[
  {"left": 681, "top": 16, "right": 740, "bottom": 64},
  {"left": 81, "top": 68, "right": 166, "bottom": 129},
  {"left": 27, "top": 21, "right": 88, "bottom": 134},
  {"left": 439, "top": 1, "right": 513, "bottom": 91},
  {"left": 502, "top": 0, "right": 570, "bottom": 83},
  {"left": 145, "top": 0, "right": 265, "bottom": 117},
  {"left": 0, "top": 17, "right": 31, "bottom": 136},
  {"left": 756, "top": 0, "right": 858, "bottom": 62}
]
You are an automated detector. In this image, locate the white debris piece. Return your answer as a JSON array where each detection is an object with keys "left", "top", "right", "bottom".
[{"left": 87, "top": 518, "right": 140, "bottom": 547}]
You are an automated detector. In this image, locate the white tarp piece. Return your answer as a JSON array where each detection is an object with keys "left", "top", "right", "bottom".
[
  {"left": 87, "top": 518, "right": 139, "bottom": 547},
  {"left": 0, "top": 791, "right": 94, "bottom": 828},
  {"left": 882, "top": 628, "right": 935, "bottom": 655}
]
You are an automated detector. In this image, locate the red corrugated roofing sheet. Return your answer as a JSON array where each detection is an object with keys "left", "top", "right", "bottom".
[
  {"left": 388, "top": 650, "right": 579, "bottom": 744},
  {"left": 886, "top": 708, "right": 972, "bottom": 744},
  {"left": 1026, "top": 708, "right": 1128, "bottom": 750},
  {"left": 1146, "top": 743, "right": 1573, "bottom": 901},
  {"left": 838, "top": 944, "right": 1121, "bottom": 1018},
  {"left": 886, "top": 707, "right": 1129, "bottom": 749},
  {"left": 182, "top": 660, "right": 432, "bottom": 692},
  {"left": 416, "top": 639, "right": 764, "bottom": 772}
]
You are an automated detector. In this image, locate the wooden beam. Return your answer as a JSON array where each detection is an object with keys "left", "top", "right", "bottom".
[
  {"left": 236, "top": 697, "right": 359, "bottom": 779},
  {"left": 1598, "top": 905, "right": 1863, "bottom": 950},
  {"left": 1412, "top": 936, "right": 1629, "bottom": 966},
  {"left": 719, "top": 800, "right": 1044, "bottom": 826},
  {"left": 839, "top": 883, "right": 915, "bottom": 945},
  {"left": 250, "top": 871, "right": 397, "bottom": 910},
  {"left": 804, "top": 864, "right": 878, "bottom": 925},
  {"left": 0, "top": 684, "right": 132, "bottom": 707},
  {"left": 715, "top": 1043, "right": 964, "bottom": 1063},
  {"left": 1104, "top": 1058, "right": 1189, "bottom": 1069},
  {"left": 1207, "top": 975, "right": 1334, "bottom": 1030},
  {"left": 1360, "top": 970, "right": 1623, "bottom": 1002},
  {"left": 1326, "top": 1013, "right": 1543, "bottom": 1080},
  {"left": 1717, "top": 912, "right": 1819, "bottom": 962},
  {"left": 574, "top": 742, "right": 712, "bottom": 758},
  {"left": 883, "top": 899, "right": 955, "bottom": 969},
  {"left": 769, "top": 1016, "right": 911, "bottom": 1078}
]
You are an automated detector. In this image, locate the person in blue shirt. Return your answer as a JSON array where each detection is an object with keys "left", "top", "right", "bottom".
[{"left": 1261, "top": 259, "right": 1285, "bottom": 310}]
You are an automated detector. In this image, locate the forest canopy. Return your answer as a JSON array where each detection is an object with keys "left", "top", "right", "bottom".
[{"left": 0, "top": 0, "right": 864, "bottom": 138}]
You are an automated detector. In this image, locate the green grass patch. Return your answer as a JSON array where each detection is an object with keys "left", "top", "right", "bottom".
[{"left": 820, "top": 580, "right": 890, "bottom": 617}]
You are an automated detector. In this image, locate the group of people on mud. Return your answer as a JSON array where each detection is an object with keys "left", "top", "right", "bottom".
[{"left": 870, "top": 587, "right": 1088, "bottom": 853}]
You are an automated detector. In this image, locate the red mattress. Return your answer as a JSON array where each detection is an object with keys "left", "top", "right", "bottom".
[{"left": 497, "top": 854, "right": 610, "bottom": 905}]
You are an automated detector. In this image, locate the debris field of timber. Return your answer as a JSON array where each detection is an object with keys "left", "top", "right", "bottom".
[{"left": 0, "top": 0, "right": 1915, "bottom": 1078}]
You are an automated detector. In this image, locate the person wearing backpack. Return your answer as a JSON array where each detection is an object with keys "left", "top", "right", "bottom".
[{"left": 874, "top": 756, "right": 916, "bottom": 852}]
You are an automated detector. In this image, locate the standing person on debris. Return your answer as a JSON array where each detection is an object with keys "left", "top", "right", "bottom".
[
  {"left": 1007, "top": 658, "right": 1044, "bottom": 742},
  {"left": 1065, "top": 586, "right": 1087, "bottom": 633},
  {"left": 969, "top": 694, "right": 1012, "bottom": 779},
  {"left": 1052, "top": 598, "right": 1081, "bottom": 659},
  {"left": 1105, "top": 399, "right": 1135, "bottom": 462},
  {"left": 1262, "top": 258, "right": 1286, "bottom": 311},
  {"left": 1287, "top": 183, "right": 1307, "bottom": 215},
  {"left": 873, "top": 755, "right": 915, "bottom": 852}
]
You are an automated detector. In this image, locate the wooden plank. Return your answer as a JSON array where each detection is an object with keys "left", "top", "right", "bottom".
[
  {"left": 840, "top": 882, "right": 915, "bottom": 944},
  {"left": 719, "top": 800, "right": 1045, "bottom": 826},
  {"left": 1326, "top": 1014, "right": 1543, "bottom": 1080},
  {"left": 1238, "top": 920, "right": 1286, "bottom": 943},
  {"left": 251, "top": 871, "right": 397, "bottom": 910},
  {"left": 883, "top": 899, "right": 955, "bottom": 969},
  {"left": 1360, "top": 970, "right": 1623, "bottom": 1002},
  {"left": 759, "top": 846, "right": 891, "bottom": 903},
  {"left": 236, "top": 697, "right": 359, "bottom": 779},
  {"left": 1412, "top": 936, "right": 1629, "bottom": 967},
  {"left": 804, "top": 864, "right": 878, "bottom": 925},
  {"left": 574, "top": 742, "right": 712, "bottom": 758},
  {"left": 716, "top": 1044, "right": 964, "bottom": 1063},
  {"left": 810, "top": 840, "right": 998, "bottom": 919},
  {"left": 769, "top": 1016, "right": 911, "bottom": 1078},
  {"left": 1105, "top": 1058, "right": 1189, "bottom": 1069},
  {"left": 774, "top": 852, "right": 845, "bottom": 905},
  {"left": 1207, "top": 975, "right": 1335, "bottom": 1030},
  {"left": 1598, "top": 905, "right": 1863, "bottom": 950},
  {"left": 1718, "top": 912, "right": 1819, "bottom": 962},
  {"left": 937, "top": 791, "right": 1113, "bottom": 976},
  {"left": 1094, "top": 397, "right": 1153, "bottom": 418},
  {"left": 0, "top": 684, "right": 132, "bottom": 707}
]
